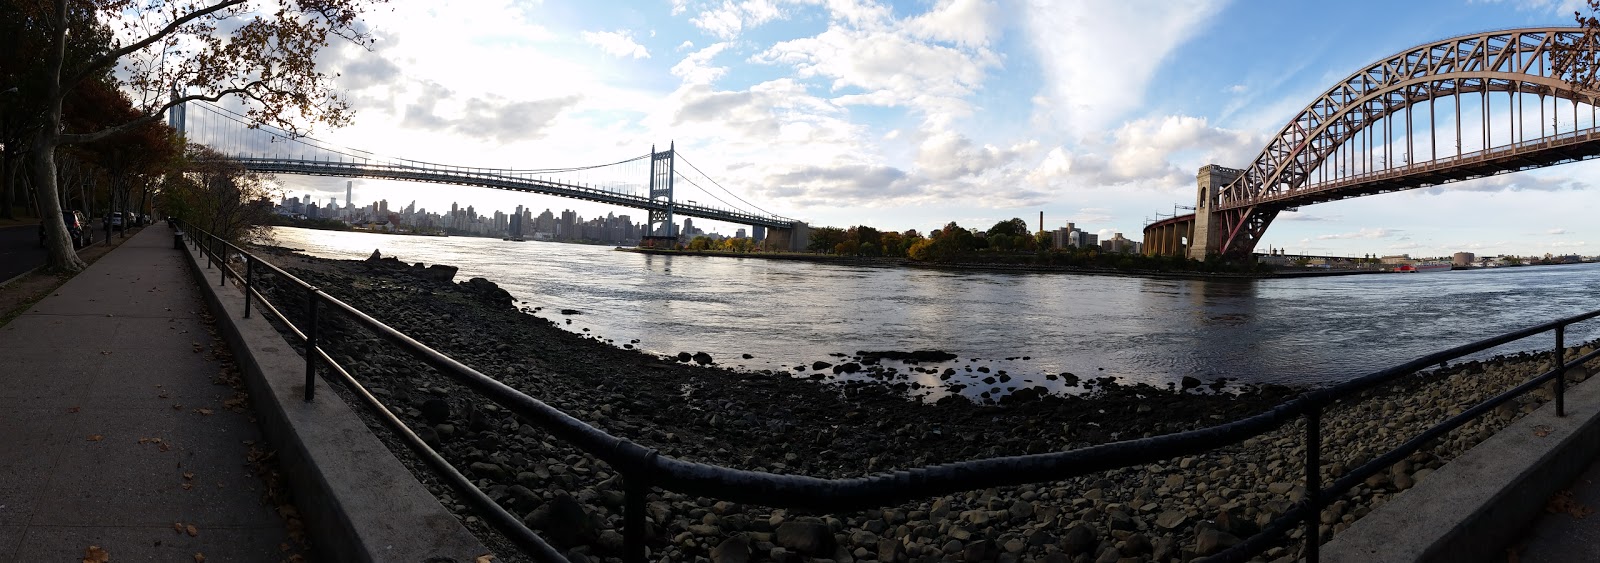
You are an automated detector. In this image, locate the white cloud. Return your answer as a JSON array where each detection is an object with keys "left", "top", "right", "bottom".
[
  {"left": 1023, "top": 0, "right": 1225, "bottom": 136},
  {"left": 1025, "top": 114, "right": 1259, "bottom": 191},
  {"left": 753, "top": 1, "right": 1000, "bottom": 128},
  {"left": 672, "top": 42, "right": 732, "bottom": 84},
  {"left": 1317, "top": 228, "right": 1401, "bottom": 240},
  {"left": 1548, "top": 228, "right": 1569, "bottom": 235},
  {"left": 582, "top": 30, "right": 651, "bottom": 59},
  {"left": 1551, "top": 240, "right": 1587, "bottom": 247},
  {"left": 690, "top": 0, "right": 785, "bottom": 39},
  {"left": 906, "top": 0, "right": 999, "bottom": 47}
]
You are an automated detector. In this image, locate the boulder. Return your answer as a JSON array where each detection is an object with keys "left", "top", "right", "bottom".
[
  {"left": 775, "top": 521, "right": 836, "bottom": 556},
  {"left": 712, "top": 536, "right": 751, "bottom": 563}
]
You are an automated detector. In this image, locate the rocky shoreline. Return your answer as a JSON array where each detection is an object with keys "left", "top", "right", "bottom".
[{"left": 250, "top": 248, "right": 1592, "bottom": 563}]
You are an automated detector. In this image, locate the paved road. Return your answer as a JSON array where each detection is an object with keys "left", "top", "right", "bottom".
[{"left": 0, "top": 225, "right": 44, "bottom": 282}]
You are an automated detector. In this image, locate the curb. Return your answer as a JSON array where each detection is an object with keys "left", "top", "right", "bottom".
[
  {"left": 176, "top": 232, "right": 487, "bottom": 563},
  {"left": 1323, "top": 370, "right": 1600, "bottom": 562}
]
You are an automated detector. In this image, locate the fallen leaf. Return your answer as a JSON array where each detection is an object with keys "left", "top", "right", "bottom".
[
  {"left": 99, "top": 351, "right": 111, "bottom": 355},
  {"left": 193, "top": 553, "right": 205, "bottom": 562},
  {"left": 173, "top": 404, "right": 183, "bottom": 410},
  {"left": 476, "top": 554, "right": 495, "bottom": 563},
  {"left": 195, "top": 408, "right": 213, "bottom": 416},
  {"left": 183, "top": 472, "right": 194, "bottom": 480},
  {"left": 81, "top": 545, "right": 109, "bottom": 563},
  {"left": 182, "top": 483, "right": 194, "bottom": 490},
  {"left": 159, "top": 442, "right": 171, "bottom": 452},
  {"left": 158, "top": 392, "right": 171, "bottom": 399},
  {"left": 66, "top": 407, "right": 80, "bottom": 413},
  {"left": 186, "top": 524, "right": 198, "bottom": 537},
  {"left": 1547, "top": 489, "right": 1595, "bottom": 519},
  {"left": 173, "top": 522, "right": 184, "bottom": 533},
  {"left": 1535, "top": 425, "right": 1554, "bottom": 438},
  {"left": 86, "top": 435, "right": 103, "bottom": 442}
]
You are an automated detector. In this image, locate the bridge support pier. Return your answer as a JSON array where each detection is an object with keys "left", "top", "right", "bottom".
[
  {"left": 1189, "top": 165, "right": 1241, "bottom": 261},
  {"left": 765, "top": 222, "right": 809, "bottom": 252}
]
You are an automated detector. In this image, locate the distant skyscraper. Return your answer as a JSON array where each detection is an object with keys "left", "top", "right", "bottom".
[{"left": 345, "top": 181, "right": 352, "bottom": 208}]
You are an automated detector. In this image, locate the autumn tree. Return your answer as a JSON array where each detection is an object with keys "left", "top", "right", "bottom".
[
  {"left": 1554, "top": 2, "right": 1600, "bottom": 92},
  {"left": 20, "top": 0, "right": 382, "bottom": 272},
  {"left": 161, "top": 143, "right": 271, "bottom": 243}
]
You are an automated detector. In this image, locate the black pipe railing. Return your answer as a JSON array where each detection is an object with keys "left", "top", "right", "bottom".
[{"left": 176, "top": 219, "right": 1599, "bottom": 563}]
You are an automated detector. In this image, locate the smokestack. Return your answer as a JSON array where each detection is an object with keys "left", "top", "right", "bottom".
[{"left": 1038, "top": 211, "right": 1043, "bottom": 234}]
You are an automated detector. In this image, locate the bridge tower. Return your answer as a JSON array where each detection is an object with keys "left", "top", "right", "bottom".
[
  {"left": 647, "top": 143, "right": 676, "bottom": 238},
  {"left": 1188, "top": 164, "right": 1240, "bottom": 261},
  {"left": 167, "top": 87, "right": 186, "bottom": 137}
]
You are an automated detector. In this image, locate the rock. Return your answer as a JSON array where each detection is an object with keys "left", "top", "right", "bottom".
[
  {"left": 1182, "top": 376, "right": 1203, "bottom": 389},
  {"left": 676, "top": 352, "right": 693, "bottom": 362},
  {"left": 522, "top": 490, "right": 598, "bottom": 547},
  {"left": 1061, "top": 524, "right": 1096, "bottom": 555},
  {"left": 420, "top": 398, "right": 450, "bottom": 425},
  {"left": 693, "top": 351, "right": 715, "bottom": 365},
  {"left": 416, "top": 264, "right": 458, "bottom": 283},
  {"left": 1266, "top": 482, "right": 1294, "bottom": 495},
  {"left": 716, "top": 534, "right": 752, "bottom": 559},
  {"left": 1007, "top": 499, "right": 1034, "bottom": 520},
  {"left": 833, "top": 362, "right": 861, "bottom": 374},
  {"left": 367, "top": 249, "right": 382, "bottom": 261},
  {"left": 877, "top": 540, "right": 905, "bottom": 563},
  {"left": 775, "top": 521, "right": 836, "bottom": 556},
  {"left": 1121, "top": 533, "right": 1152, "bottom": 556},
  {"left": 1155, "top": 510, "right": 1187, "bottom": 530},
  {"left": 460, "top": 277, "right": 514, "bottom": 308},
  {"left": 812, "top": 361, "right": 834, "bottom": 371},
  {"left": 962, "top": 539, "right": 997, "bottom": 562},
  {"left": 1093, "top": 546, "right": 1121, "bottom": 563},
  {"left": 1193, "top": 528, "right": 1241, "bottom": 556}
]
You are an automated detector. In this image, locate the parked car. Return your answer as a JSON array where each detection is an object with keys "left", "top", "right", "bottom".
[
  {"left": 109, "top": 211, "right": 125, "bottom": 231},
  {"left": 38, "top": 210, "right": 93, "bottom": 249}
]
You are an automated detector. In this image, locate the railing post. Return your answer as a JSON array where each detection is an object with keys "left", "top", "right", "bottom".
[
  {"left": 244, "top": 256, "right": 254, "bottom": 319},
  {"left": 205, "top": 236, "right": 213, "bottom": 269},
  {"left": 1305, "top": 408, "right": 1322, "bottom": 563},
  {"left": 219, "top": 242, "right": 228, "bottom": 286},
  {"left": 624, "top": 476, "right": 648, "bottom": 563},
  {"left": 1556, "top": 325, "right": 1566, "bottom": 417},
  {"left": 305, "top": 286, "right": 318, "bottom": 402}
]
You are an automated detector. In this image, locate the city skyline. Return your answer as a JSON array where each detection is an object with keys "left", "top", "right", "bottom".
[{"left": 250, "top": 0, "right": 1597, "bottom": 258}]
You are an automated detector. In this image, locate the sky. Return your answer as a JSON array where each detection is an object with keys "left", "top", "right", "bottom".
[{"left": 246, "top": 0, "right": 1600, "bottom": 257}]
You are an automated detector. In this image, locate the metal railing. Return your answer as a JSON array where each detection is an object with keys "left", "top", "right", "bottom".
[{"left": 176, "top": 219, "right": 1600, "bottom": 563}]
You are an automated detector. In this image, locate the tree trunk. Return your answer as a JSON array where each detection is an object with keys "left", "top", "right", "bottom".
[
  {"left": 34, "top": 0, "right": 85, "bottom": 272},
  {"left": 0, "top": 152, "right": 13, "bottom": 220}
]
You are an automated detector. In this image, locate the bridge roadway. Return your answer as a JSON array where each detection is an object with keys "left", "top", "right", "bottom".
[
  {"left": 1221, "top": 126, "right": 1600, "bottom": 212},
  {"left": 236, "top": 157, "right": 796, "bottom": 230}
]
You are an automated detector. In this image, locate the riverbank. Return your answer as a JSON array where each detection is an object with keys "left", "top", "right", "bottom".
[
  {"left": 615, "top": 247, "right": 1389, "bottom": 280},
  {"left": 252, "top": 248, "right": 1586, "bottom": 562}
]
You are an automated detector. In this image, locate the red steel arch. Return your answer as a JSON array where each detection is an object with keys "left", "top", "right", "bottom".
[{"left": 1207, "top": 27, "right": 1600, "bottom": 258}]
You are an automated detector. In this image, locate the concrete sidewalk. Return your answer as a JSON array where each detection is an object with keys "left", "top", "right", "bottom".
[{"left": 0, "top": 226, "right": 297, "bottom": 560}]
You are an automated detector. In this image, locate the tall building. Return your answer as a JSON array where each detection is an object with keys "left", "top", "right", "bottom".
[{"left": 345, "top": 181, "right": 353, "bottom": 209}]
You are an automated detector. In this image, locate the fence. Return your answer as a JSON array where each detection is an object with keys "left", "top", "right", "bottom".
[{"left": 176, "top": 219, "right": 1600, "bottom": 563}]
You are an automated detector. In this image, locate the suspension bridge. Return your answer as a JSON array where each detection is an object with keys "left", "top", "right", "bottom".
[
  {"left": 171, "top": 100, "right": 808, "bottom": 248},
  {"left": 1145, "top": 27, "right": 1600, "bottom": 260}
]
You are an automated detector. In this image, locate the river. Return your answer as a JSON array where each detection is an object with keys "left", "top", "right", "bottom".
[{"left": 269, "top": 227, "right": 1600, "bottom": 398}]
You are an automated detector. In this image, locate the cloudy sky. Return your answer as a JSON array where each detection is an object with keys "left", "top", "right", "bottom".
[{"left": 247, "top": 0, "right": 1599, "bottom": 257}]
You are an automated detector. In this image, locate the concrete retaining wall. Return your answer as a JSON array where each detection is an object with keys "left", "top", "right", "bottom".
[
  {"left": 178, "top": 236, "right": 487, "bottom": 562},
  {"left": 1323, "top": 371, "right": 1600, "bottom": 562}
]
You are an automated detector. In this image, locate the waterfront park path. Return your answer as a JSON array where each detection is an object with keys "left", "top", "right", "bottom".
[{"left": 0, "top": 226, "right": 299, "bottom": 561}]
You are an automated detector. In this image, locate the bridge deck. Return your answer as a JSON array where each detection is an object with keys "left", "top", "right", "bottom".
[{"left": 1224, "top": 128, "right": 1600, "bottom": 212}]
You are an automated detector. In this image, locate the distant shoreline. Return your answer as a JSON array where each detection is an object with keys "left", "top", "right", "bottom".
[{"left": 613, "top": 247, "right": 1387, "bottom": 280}]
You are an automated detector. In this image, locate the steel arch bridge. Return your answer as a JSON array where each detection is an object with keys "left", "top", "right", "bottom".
[{"left": 1160, "top": 27, "right": 1600, "bottom": 260}]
